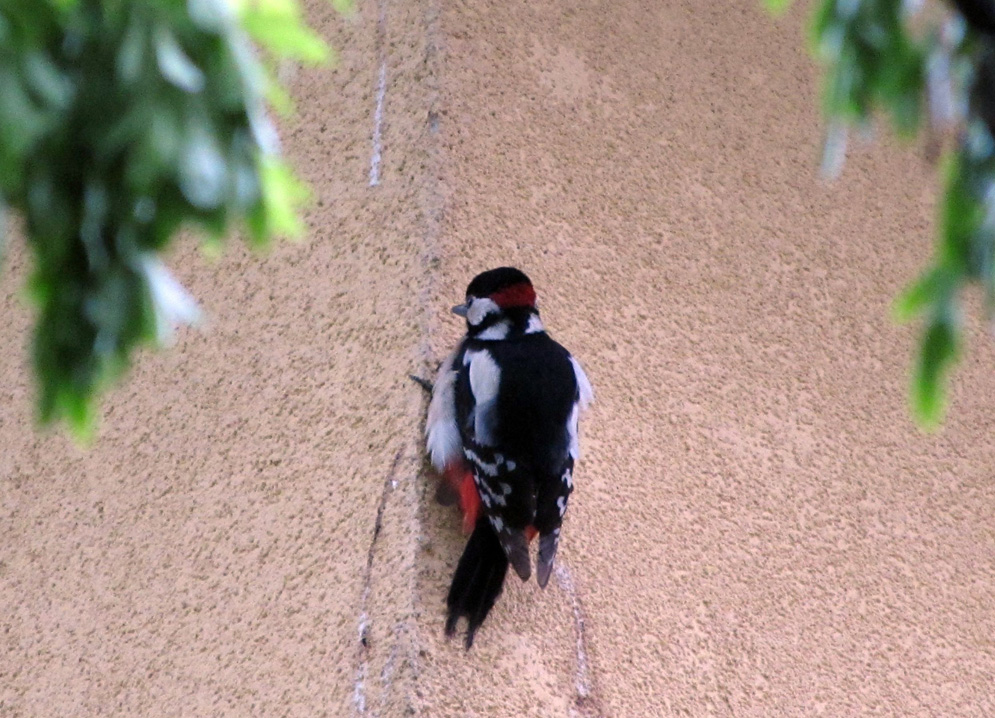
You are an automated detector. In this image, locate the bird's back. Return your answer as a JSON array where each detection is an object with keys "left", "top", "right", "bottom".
[{"left": 460, "top": 333, "right": 577, "bottom": 474}]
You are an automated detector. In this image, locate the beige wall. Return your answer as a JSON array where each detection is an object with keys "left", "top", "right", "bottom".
[{"left": 3, "top": 1, "right": 995, "bottom": 716}]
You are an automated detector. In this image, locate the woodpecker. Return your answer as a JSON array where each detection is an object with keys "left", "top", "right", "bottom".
[{"left": 425, "top": 267, "right": 593, "bottom": 648}]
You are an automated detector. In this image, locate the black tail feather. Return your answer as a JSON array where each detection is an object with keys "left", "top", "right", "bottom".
[{"left": 445, "top": 518, "right": 509, "bottom": 649}]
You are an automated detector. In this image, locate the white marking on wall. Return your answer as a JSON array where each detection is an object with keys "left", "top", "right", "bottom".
[
  {"left": 554, "top": 562, "right": 592, "bottom": 701},
  {"left": 354, "top": 585, "right": 371, "bottom": 713},
  {"left": 369, "top": 0, "right": 388, "bottom": 187},
  {"left": 353, "top": 449, "right": 402, "bottom": 715},
  {"left": 376, "top": 620, "right": 406, "bottom": 714},
  {"left": 353, "top": 665, "right": 368, "bottom": 713},
  {"left": 369, "top": 60, "right": 387, "bottom": 187}
]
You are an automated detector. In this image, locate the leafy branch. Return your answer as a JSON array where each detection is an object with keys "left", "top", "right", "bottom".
[
  {"left": 0, "top": 0, "right": 343, "bottom": 440},
  {"left": 768, "top": 0, "right": 995, "bottom": 428}
]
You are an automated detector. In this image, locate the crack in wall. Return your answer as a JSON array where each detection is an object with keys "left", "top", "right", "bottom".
[
  {"left": 356, "top": 0, "right": 449, "bottom": 712},
  {"left": 556, "top": 561, "right": 607, "bottom": 717},
  {"left": 353, "top": 448, "right": 403, "bottom": 715}
]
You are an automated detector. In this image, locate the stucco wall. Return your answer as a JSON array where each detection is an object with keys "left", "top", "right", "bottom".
[{"left": 3, "top": 1, "right": 995, "bottom": 716}]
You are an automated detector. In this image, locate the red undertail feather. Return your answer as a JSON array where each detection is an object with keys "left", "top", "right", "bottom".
[
  {"left": 443, "top": 461, "right": 481, "bottom": 535},
  {"left": 459, "top": 474, "right": 481, "bottom": 534}
]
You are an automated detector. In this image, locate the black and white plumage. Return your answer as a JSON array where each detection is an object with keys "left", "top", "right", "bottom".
[{"left": 425, "top": 267, "right": 593, "bottom": 648}]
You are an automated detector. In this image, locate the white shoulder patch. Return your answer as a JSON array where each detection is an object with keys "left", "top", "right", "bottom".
[
  {"left": 567, "top": 356, "right": 593, "bottom": 461},
  {"left": 425, "top": 347, "right": 462, "bottom": 471},
  {"left": 466, "top": 348, "right": 501, "bottom": 445},
  {"left": 570, "top": 356, "right": 594, "bottom": 410}
]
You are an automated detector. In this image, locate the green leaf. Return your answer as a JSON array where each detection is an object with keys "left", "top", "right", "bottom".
[
  {"left": 138, "top": 252, "right": 202, "bottom": 346},
  {"left": 179, "top": 120, "right": 227, "bottom": 210},
  {"left": 893, "top": 267, "right": 952, "bottom": 323},
  {"left": 188, "top": 0, "right": 236, "bottom": 32},
  {"left": 332, "top": 0, "right": 355, "bottom": 15},
  {"left": 62, "top": 383, "right": 97, "bottom": 444},
  {"left": 0, "top": 0, "right": 346, "bottom": 438},
  {"left": 126, "top": 105, "right": 184, "bottom": 191},
  {"left": 229, "top": 132, "right": 261, "bottom": 209},
  {"left": 913, "top": 315, "right": 960, "bottom": 430},
  {"left": 939, "top": 151, "right": 981, "bottom": 271},
  {"left": 200, "top": 231, "right": 224, "bottom": 260},
  {"left": 0, "top": 67, "right": 50, "bottom": 162},
  {"left": 240, "top": 0, "right": 330, "bottom": 65},
  {"left": 117, "top": 14, "right": 148, "bottom": 84},
  {"left": 23, "top": 50, "right": 74, "bottom": 109},
  {"left": 762, "top": 0, "right": 793, "bottom": 16},
  {"left": 84, "top": 268, "right": 131, "bottom": 349},
  {"left": 26, "top": 266, "right": 52, "bottom": 306},
  {"left": 154, "top": 26, "right": 205, "bottom": 93},
  {"left": 256, "top": 155, "right": 309, "bottom": 242},
  {"left": 264, "top": 69, "right": 296, "bottom": 116},
  {"left": 80, "top": 179, "right": 111, "bottom": 272},
  {"left": 810, "top": 0, "right": 843, "bottom": 61},
  {"left": 0, "top": 197, "right": 6, "bottom": 272}
]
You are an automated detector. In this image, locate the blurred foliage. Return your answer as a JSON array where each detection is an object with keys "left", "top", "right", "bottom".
[
  {"left": 762, "top": 0, "right": 795, "bottom": 15},
  {"left": 0, "top": 0, "right": 341, "bottom": 440},
  {"left": 771, "top": 0, "right": 995, "bottom": 429}
]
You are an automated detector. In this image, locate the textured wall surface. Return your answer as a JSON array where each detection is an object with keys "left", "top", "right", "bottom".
[{"left": 3, "top": 1, "right": 995, "bottom": 716}]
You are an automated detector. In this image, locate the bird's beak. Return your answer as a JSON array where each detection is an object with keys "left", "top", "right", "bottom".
[{"left": 452, "top": 303, "right": 468, "bottom": 317}]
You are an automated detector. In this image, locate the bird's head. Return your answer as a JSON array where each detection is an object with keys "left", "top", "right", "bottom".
[{"left": 452, "top": 267, "right": 543, "bottom": 340}]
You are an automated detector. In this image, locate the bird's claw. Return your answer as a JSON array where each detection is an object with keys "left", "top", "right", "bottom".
[{"left": 409, "top": 374, "right": 433, "bottom": 394}]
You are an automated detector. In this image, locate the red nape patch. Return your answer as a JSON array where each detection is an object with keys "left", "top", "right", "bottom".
[
  {"left": 490, "top": 282, "right": 537, "bottom": 309},
  {"left": 525, "top": 526, "right": 538, "bottom": 542}
]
